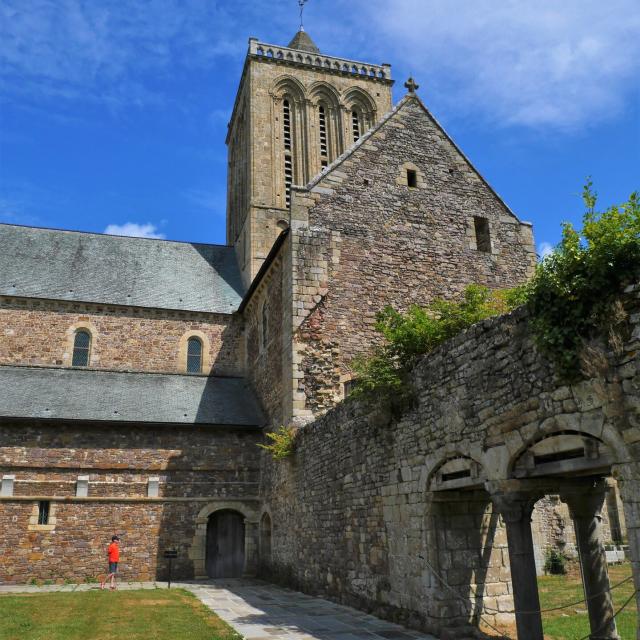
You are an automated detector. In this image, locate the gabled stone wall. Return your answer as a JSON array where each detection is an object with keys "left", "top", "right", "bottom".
[
  {"left": 287, "top": 96, "right": 537, "bottom": 423},
  {"left": 260, "top": 285, "right": 640, "bottom": 638}
]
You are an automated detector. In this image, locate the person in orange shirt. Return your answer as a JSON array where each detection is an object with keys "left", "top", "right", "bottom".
[{"left": 101, "top": 535, "right": 120, "bottom": 590}]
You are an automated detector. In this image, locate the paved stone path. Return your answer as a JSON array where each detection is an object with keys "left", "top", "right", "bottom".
[
  {"left": 0, "top": 579, "right": 440, "bottom": 640},
  {"left": 185, "top": 579, "right": 439, "bottom": 640}
]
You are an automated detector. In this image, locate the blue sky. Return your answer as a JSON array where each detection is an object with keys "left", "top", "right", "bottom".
[{"left": 1, "top": 0, "right": 638, "bottom": 256}]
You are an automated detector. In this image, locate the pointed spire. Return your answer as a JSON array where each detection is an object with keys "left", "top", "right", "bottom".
[{"left": 287, "top": 29, "right": 320, "bottom": 53}]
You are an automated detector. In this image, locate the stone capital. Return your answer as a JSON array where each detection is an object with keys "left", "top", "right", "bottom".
[{"left": 559, "top": 477, "right": 607, "bottom": 520}]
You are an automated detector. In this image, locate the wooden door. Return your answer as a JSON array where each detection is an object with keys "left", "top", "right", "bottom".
[{"left": 206, "top": 510, "right": 245, "bottom": 578}]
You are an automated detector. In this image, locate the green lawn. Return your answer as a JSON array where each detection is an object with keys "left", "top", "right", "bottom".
[
  {"left": 0, "top": 588, "right": 242, "bottom": 640},
  {"left": 539, "top": 563, "right": 637, "bottom": 640}
]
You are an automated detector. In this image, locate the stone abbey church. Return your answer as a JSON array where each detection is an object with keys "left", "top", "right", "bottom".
[{"left": 2, "top": 29, "right": 639, "bottom": 640}]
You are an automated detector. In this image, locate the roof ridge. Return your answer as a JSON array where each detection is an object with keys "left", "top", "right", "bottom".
[
  {"left": 0, "top": 363, "right": 247, "bottom": 381},
  {"left": 0, "top": 222, "right": 232, "bottom": 249}
]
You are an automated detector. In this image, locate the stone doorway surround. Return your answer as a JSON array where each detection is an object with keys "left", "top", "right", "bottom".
[{"left": 189, "top": 500, "right": 260, "bottom": 578}]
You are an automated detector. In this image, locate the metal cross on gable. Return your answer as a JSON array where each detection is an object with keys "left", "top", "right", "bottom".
[{"left": 404, "top": 77, "right": 420, "bottom": 94}]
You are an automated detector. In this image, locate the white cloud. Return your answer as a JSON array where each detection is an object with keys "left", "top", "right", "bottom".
[
  {"left": 104, "top": 222, "right": 165, "bottom": 239},
  {"left": 538, "top": 241, "right": 554, "bottom": 260},
  {"left": 365, "top": 0, "right": 640, "bottom": 130}
]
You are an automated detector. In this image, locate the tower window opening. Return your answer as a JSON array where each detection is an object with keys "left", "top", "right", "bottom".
[
  {"left": 38, "top": 500, "right": 50, "bottom": 525},
  {"left": 352, "top": 111, "right": 361, "bottom": 142},
  {"left": 283, "top": 99, "right": 294, "bottom": 207},
  {"left": 474, "top": 216, "right": 491, "bottom": 253},
  {"left": 407, "top": 169, "right": 417, "bottom": 188},
  {"left": 318, "top": 105, "right": 328, "bottom": 159}
]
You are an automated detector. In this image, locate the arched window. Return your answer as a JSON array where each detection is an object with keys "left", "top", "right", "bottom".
[
  {"left": 72, "top": 330, "right": 91, "bottom": 367},
  {"left": 283, "top": 99, "right": 294, "bottom": 207},
  {"left": 186, "top": 337, "right": 203, "bottom": 373},
  {"left": 261, "top": 302, "right": 269, "bottom": 350}
]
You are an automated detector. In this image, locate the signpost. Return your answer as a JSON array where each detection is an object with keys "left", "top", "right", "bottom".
[{"left": 163, "top": 549, "right": 178, "bottom": 589}]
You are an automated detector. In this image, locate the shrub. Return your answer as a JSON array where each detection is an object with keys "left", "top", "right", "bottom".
[
  {"left": 544, "top": 548, "right": 567, "bottom": 575},
  {"left": 351, "top": 285, "right": 521, "bottom": 401},
  {"left": 257, "top": 425, "right": 297, "bottom": 460},
  {"left": 525, "top": 182, "right": 640, "bottom": 379}
]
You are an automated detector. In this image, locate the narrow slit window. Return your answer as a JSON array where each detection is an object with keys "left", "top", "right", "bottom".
[
  {"left": 474, "top": 217, "right": 491, "bottom": 253},
  {"left": 283, "top": 99, "right": 293, "bottom": 207},
  {"left": 72, "top": 330, "right": 91, "bottom": 367},
  {"left": 38, "top": 501, "right": 50, "bottom": 525},
  {"left": 407, "top": 169, "right": 417, "bottom": 188},
  {"left": 261, "top": 302, "right": 269, "bottom": 350},
  {"left": 186, "top": 337, "right": 203, "bottom": 373},
  {"left": 352, "top": 110, "right": 361, "bottom": 142}
]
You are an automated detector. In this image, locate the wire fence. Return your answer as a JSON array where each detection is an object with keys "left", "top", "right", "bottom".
[{"left": 417, "top": 553, "right": 638, "bottom": 638}]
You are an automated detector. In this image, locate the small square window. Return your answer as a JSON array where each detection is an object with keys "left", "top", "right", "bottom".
[
  {"left": 474, "top": 217, "right": 491, "bottom": 253},
  {"left": 343, "top": 379, "right": 357, "bottom": 397},
  {"left": 407, "top": 169, "right": 417, "bottom": 188},
  {"left": 38, "top": 501, "right": 50, "bottom": 525}
]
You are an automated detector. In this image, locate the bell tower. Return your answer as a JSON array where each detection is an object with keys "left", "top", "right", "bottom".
[{"left": 226, "top": 30, "right": 394, "bottom": 287}]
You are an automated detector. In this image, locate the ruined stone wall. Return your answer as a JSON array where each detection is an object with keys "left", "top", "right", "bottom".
[
  {"left": 287, "top": 97, "right": 537, "bottom": 421},
  {"left": 0, "top": 297, "right": 243, "bottom": 376},
  {"left": 260, "top": 285, "right": 640, "bottom": 637},
  {"left": 0, "top": 421, "right": 261, "bottom": 583}
]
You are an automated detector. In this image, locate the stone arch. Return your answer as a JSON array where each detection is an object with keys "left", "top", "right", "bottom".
[
  {"left": 308, "top": 81, "right": 343, "bottom": 166},
  {"left": 189, "top": 500, "right": 259, "bottom": 578},
  {"left": 422, "top": 452, "right": 507, "bottom": 635},
  {"left": 271, "top": 75, "right": 307, "bottom": 102},
  {"left": 342, "top": 87, "right": 377, "bottom": 143},
  {"left": 428, "top": 453, "right": 485, "bottom": 491},
  {"left": 507, "top": 417, "right": 630, "bottom": 479},
  {"left": 490, "top": 417, "right": 633, "bottom": 639},
  {"left": 342, "top": 86, "right": 377, "bottom": 114}
]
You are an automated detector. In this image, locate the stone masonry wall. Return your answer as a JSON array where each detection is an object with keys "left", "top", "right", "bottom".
[
  {"left": 244, "top": 250, "right": 286, "bottom": 426},
  {"left": 260, "top": 285, "right": 640, "bottom": 638},
  {"left": 287, "top": 96, "right": 537, "bottom": 422},
  {"left": 0, "top": 421, "right": 261, "bottom": 583},
  {"left": 0, "top": 297, "right": 243, "bottom": 376}
]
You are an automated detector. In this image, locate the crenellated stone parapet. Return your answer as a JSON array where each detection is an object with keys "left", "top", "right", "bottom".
[{"left": 248, "top": 37, "right": 392, "bottom": 83}]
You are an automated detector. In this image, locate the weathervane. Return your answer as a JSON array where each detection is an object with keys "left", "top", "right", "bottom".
[{"left": 298, "top": 0, "right": 309, "bottom": 30}]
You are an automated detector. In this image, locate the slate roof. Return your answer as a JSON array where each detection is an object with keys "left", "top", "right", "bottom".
[
  {"left": 0, "top": 224, "right": 245, "bottom": 313},
  {"left": 0, "top": 366, "right": 263, "bottom": 427},
  {"left": 287, "top": 29, "right": 320, "bottom": 53}
]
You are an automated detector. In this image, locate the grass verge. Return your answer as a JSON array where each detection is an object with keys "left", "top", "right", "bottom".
[
  {"left": 539, "top": 563, "right": 637, "bottom": 640},
  {"left": 0, "top": 588, "right": 242, "bottom": 640}
]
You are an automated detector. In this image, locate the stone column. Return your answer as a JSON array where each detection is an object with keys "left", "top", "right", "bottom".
[
  {"left": 562, "top": 479, "right": 619, "bottom": 640},
  {"left": 243, "top": 519, "right": 259, "bottom": 577},
  {"left": 491, "top": 487, "right": 544, "bottom": 640}
]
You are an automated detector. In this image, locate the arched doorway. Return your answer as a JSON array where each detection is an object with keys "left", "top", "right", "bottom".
[{"left": 206, "top": 509, "right": 245, "bottom": 578}]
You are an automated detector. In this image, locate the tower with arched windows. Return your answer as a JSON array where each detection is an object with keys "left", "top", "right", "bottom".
[{"left": 226, "top": 30, "right": 393, "bottom": 286}]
